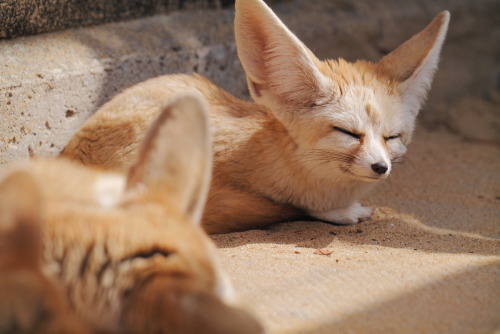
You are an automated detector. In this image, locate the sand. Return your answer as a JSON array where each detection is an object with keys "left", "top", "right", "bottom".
[{"left": 212, "top": 125, "right": 500, "bottom": 334}]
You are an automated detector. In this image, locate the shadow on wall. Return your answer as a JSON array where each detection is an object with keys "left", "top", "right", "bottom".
[
  {"left": 295, "top": 261, "right": 500, "bottom": 334},
  {"left": 69, "top": 8, "right": 246, "bottom": 113}
]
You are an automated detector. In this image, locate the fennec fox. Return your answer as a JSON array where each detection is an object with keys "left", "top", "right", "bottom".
[
  {"left": 0, "top": 95, "right": 263, "bottom": 334},
  {"left": 63, "top": 0, "right": 450, "bottom": 233}
]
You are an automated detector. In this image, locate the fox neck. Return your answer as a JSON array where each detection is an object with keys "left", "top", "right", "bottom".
[{"left": 217, "top": 103, "right": 377, "bottom": 212}]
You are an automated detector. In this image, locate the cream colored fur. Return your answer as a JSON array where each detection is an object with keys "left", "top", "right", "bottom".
[
  {"left": 62, "top": 0, "right": 450, "bottom": 233},
  {"left": 0, "top": 94, "right": 263, "bottom": 334}
]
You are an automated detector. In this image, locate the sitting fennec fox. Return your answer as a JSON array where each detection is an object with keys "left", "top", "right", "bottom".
[
  {"left": 0, "top": 95, "right": 263, "bottom": 334},
  {"left": 62, "top": 0, "right": 450, "bottom": 234}
]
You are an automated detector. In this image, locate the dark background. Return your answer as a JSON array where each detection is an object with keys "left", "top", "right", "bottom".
[{"left": 0, "top": 0, "right": 240, "bottom": 39}]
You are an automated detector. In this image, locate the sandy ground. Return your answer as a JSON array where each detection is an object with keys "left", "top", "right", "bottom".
[{"left": 212, "top": 125, "right": 500, "bottom": 334}]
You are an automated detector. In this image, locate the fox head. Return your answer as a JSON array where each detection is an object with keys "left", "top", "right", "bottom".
[
  {"left": 0, "top": 94, "right": 263, "bottom": 334},
  {"left": 235, "top": 0, "right": 449, "bottom": 182}
]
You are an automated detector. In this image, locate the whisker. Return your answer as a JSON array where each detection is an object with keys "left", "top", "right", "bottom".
[{"left": 295, "top": 149, "right": 354, "bottom": 165}]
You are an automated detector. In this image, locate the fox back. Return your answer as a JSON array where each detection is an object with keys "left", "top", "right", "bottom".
[
  {"left": 62, "top": 0, "right": 450, "bottom": 233},
  {"left": 0, "top": 94, "right": 263, "bottom": 333}
]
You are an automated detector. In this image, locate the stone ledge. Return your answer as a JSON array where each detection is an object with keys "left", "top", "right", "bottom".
[{"left": 0, "top": 0, "right": 235, "bottom": 39}]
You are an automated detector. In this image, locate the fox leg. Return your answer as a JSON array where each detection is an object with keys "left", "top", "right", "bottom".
[{"left": 309, "top": 202, "right": 372, "bottom": 225}]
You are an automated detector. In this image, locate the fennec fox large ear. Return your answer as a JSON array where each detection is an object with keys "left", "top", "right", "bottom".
[
  {"left": 234, "top": 0, "right": 329, "bottom": 111},
  {"left": 122, "top": 277, "right": 264, "bottom": 334},
  {"left": 126, "top": 93, "right": 212, "bottom": 223},
  {"left": 376, "top": 11, "right": 450, "bottom": 114},
  {"left": 0, "top": 171, "right": 41, "bottom": 269}
]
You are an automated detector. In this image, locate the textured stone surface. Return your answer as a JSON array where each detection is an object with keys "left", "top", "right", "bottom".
[
  {"left": 0, "top": 9, "right": 244, "bottom": 163},
  {"left": 0, "top": 0, "right": 234, "bottom": 39}
]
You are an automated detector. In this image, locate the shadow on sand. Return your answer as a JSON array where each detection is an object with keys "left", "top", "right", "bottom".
[{"left": 211, "top": 207, "right": 500, "bottom": 257}]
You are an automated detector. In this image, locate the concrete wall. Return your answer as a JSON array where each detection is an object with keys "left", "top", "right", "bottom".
[{"left": 1, "top": 0, "right": 498, "bottom": 164}]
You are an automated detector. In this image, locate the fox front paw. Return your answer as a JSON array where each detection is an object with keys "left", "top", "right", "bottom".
[{"left": 309, "top": 202, "right": 372, "bottom": 225}]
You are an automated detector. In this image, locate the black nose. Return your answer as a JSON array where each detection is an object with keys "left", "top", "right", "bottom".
[{"left": 371, "top": 162, "right": 388, "bottom": 175}]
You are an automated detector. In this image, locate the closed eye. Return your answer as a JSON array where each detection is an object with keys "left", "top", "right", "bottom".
[
  {"left": 385, "top": 134, "right": 401, "bottom": 141},
  {"left": 333, "top": 126, "right": 361, "bottom": 140}
]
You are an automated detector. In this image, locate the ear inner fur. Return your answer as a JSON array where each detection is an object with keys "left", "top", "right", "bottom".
[
  {"left": 375, "top": 11, "right": 450, "bottom": 113},
  {"left": 126, "top": 93, "right": 212, "bottom": 223},
  {"left": 126, "top": 104, "right": 174, "bottom": 189},
  {"left": 235, "top": 0, "right": 329, "bottom": 108},
  {"left": 377, "top": 11, "right": 450, "bottom": 81}
]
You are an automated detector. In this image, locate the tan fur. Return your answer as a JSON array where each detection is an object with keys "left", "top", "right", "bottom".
[
  {"left": 0, "top": 171, "right": 88, "bottom": 334},
  {"left": 0, "top": 95, "right": 263, "bottom": 333},
  {"left": 62, "top": 0, "right": 450, "bottom": 233}
]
